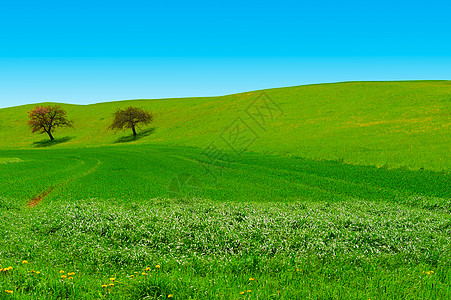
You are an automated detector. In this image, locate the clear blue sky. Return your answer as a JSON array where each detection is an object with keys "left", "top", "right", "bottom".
[{"left": 0, "top": 0, "right": 450, "bottom": 108}]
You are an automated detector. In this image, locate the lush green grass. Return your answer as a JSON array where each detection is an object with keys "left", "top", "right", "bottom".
[
  {"left": 0, "top": 144, "right": 450, "bottom": 298},
  {"left": 1, "top": 198, "right": 450, "bottom": 299},
  {"left": 0, "top": 158, "right": 22, "bottom": 164},
  {"left": 0, "top": 145, "right": 449, "bottom": 208},
  {"left": 0, "top": 145, "right": 451, "bottom": 211},
  {"left": 0, "top": 81, "right": 450, "bottom": 171},
  {"left": 0, "top": 81, "right": 449, "bottom": 298}
]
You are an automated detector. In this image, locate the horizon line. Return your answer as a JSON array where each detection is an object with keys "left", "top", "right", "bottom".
[{"left": 0, "top": 79, "right": 449, "bottom": 110}]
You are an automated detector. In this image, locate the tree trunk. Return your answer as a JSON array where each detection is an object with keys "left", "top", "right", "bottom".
[
  {"left": 47, "top": 131, "right": 55, "bottom": 141},
  {"left": 132, "top": 126, "right": 137, "bottom": 137}
]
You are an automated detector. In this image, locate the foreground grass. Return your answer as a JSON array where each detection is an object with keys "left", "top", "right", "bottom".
[
  {"left": 1, "top": 198, "right": 450, "bottom": 299},
  {"left": 0, "top": 144, "right": 450, "bottom": 298}
]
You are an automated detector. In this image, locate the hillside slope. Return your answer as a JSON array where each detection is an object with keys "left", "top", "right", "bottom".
[{"left": 0, "top": 81, "right": 449, "bottom": 170}]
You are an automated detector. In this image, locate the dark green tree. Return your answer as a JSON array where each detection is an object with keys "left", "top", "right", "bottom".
[{"left": 109, "top": 106, "right": 153, "bottom": 137}]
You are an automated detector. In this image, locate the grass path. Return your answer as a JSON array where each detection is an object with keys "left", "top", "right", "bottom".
[{"left": 26, "top": 159, "right": 102, "bottom": 207}]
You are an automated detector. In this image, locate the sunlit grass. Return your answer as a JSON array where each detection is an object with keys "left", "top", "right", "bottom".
[
  {"left": 0, "top": 81, "right": 449, "bottom": 171},
  {"left": 0, "top": 157, "right": 23, "bottom": 164},
  {"left": 0, "top": 80, "right": 450, "bottom": 298},
  {"left": 1, "top": 198, "right": 450, "bottom": 299},
  {"left": 0, "top": 143, "right": 449, "bottom": 298}
]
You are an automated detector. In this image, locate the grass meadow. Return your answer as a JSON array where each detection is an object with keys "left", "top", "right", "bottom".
[
  {"left": 0, "top": 81, "right": 450, "bottom": 298},
  {"left": 0, "top": 81, "right": 449, "bottom": 170}
]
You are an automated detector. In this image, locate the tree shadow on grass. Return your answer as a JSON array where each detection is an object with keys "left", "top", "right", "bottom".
[
  {"left": 33, "top": 136, "right": 74, "bottom": 148},
  {"left": 114, "top": 127, "right": 156, "bottom": 143}
]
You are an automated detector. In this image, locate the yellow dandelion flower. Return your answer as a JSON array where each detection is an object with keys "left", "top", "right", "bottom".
[
  {"left": 68, "top": 277, "right": 73, "bottom": 280},
  {"left": 68, "top": 272, "right": 75, "bottom": 276},
  {"left": 155, "top": 265, "right": 161, "bottom": 269},
  {"left": 249, "top": 278, "right": 255, "bottom": 281},
  {"left": 247, "top": 290, "right": 251, "bottom": 292},
  {"left": 240, "top": 291, "right": 245, "bottom": 295},
  {"left": 142, "top": 272, "right": 147, "bottom": 275},
  {"left": 168, "top": 295, "right": 173, "bottom": 298},
  {"left": 144, "top": 267, "right": 150, "bottom": 271},
  {"left": 110, "top": 278, "right": 116, "bottom": 282},
  {"left": 59, "top": 270, "right": 65, "bottom": 274},
  {"left": 5, "top": 290, "right": 13, "bottom": 294},
  {"left": 109, "top": 283, "right": 114, "bottom": 287},
  {"left": 61, "top": 275, "right": 67, "bottom": 279},
  {"left": 22, "top": 260, "right": 28, "bottom": 264},
  {"left": 36, "top": 271, "right": 40, "bottom": 274},
  {"left": 101, "top": 284, "right": 107, "bottom": 288},
  {"left": 130, "top": 275, "right": 134, "bottom": 277},
  {"left": 134, "top": 271, "right": 138, "bottom": 274},
  {"left": 296, "top": 269, "right": 299, "bottom": 272}
]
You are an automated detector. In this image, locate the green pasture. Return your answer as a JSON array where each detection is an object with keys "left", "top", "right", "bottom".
[
  {"left": 0, "top": 144, "right": 450, "bottom": 299},
  {"left": 0, "top": 81, "right": 450, "bottom": 298},
  {"left": 0, "top": 81, "right": 449, "bottom": 170}
]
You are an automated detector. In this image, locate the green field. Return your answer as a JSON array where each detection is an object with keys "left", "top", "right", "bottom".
[
  {"left": 0, "top": 80, "right": 450, "bottom": 170},
  {"left": 0, "top": 81, "right": 450, "bottom": 299}
]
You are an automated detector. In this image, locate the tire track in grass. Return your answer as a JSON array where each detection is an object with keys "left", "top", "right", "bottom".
[
  {"left": 27, "top": 186, "right": 55, "bottom": 207},
  {"left": 166, "top": 152, "right": 412, "bottom": 203},
  {"left": 27, "top": 159, "right": 102, "bottom": 207},
  {"left": 165, "top": 153, "right": 365, "bottom": 201}
]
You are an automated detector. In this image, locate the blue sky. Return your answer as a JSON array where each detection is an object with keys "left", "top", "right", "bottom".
[{"left": 0, "top": 0, "right": 450, "bottom": 108}]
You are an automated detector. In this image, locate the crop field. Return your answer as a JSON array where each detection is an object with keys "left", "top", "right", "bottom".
[
  {"left": 0, "top": 144, "right": 450, "bottom": 299},
  {"left": 0, "top": 81, "right": 450, "bottom": 299}
]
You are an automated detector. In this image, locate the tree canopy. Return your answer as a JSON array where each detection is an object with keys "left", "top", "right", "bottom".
[
  {"left": 27, "top": 105, "right": 73, "bottom": 141},
  {"left": 109, "top": 106, "right": 153, "bottom": 136}
]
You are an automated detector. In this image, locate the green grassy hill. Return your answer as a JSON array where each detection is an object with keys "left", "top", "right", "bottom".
[
  {"left": 1, "top": 81, "right": 450, "bottom": 299},
  {"left": 0, "top": 80, "right": 450, "bottom": 170}
]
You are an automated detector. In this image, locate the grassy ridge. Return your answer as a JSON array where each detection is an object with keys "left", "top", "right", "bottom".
[{"left": 0, "top": 81, "right": 450, "bottom": 170}]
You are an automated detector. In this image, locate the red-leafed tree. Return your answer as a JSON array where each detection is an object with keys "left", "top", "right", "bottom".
[
  {"left": 109, "top": 106, "right": 153, "bottom": 137},
  {"left": 27, "top": 105, "right": 74, "bottom": 141}
]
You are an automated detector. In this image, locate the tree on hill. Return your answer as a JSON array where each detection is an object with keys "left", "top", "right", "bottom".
[
  {"left": 109, "top": 106, "right": 153, "bottom": 137},
  {"left": 27, "top": 105, "right": 74, "bottom": 141}
]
